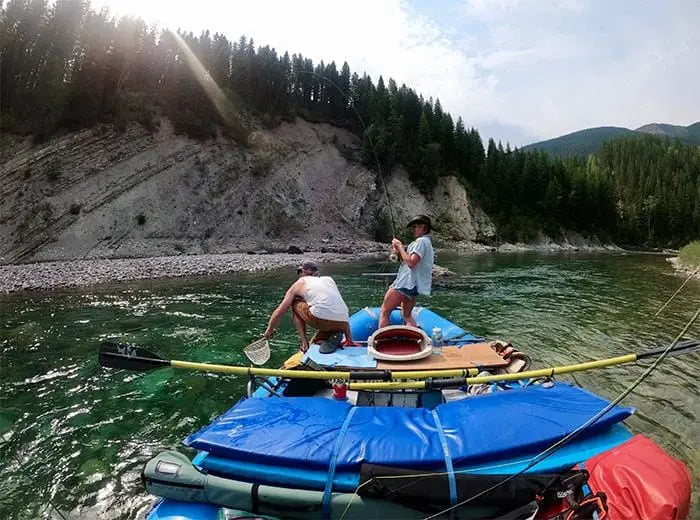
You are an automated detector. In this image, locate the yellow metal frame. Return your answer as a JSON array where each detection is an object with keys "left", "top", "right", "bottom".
[{"left": 170, "top": 353, "right": 637, "bottom": 387}]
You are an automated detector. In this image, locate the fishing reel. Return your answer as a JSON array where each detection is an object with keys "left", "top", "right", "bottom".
[{"left": 389, "top": 243, "right": 399, "bottom": 263}]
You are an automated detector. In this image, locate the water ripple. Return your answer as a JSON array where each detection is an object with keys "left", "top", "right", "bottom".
[{"left": 0, "top": 252, "right": 698, "bottom": 518}]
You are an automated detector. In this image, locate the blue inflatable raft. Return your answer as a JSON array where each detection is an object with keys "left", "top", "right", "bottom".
[{"left": 140, "top": 307, "right": 689, "bottom": 520}]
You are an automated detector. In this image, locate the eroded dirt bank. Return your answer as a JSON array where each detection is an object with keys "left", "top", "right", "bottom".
[{"left": 0, "top": 118, "right": 495, "bottom": 264}]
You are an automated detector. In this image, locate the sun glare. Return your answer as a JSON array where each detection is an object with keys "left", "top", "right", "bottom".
[
  {"left": 169, "top": 30, "right": 249, "bottom": 143},
  {"left": 89, "top": 0, "right": 179, "bottom": 28}
]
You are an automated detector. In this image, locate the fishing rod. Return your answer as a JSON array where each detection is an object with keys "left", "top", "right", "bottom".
[
  {"left": 99, "top": 339, "right": 700, "bottom": 387},
  {"left": 285, "top": 69, "right": 399, "bottom": 259}
]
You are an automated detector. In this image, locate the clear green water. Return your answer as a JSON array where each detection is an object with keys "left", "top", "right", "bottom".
[{"left": 1, "top": 252, "right": 698, "bottom": 519}]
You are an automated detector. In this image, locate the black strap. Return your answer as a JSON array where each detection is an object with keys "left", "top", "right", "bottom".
[
  {"left": 251, "top": 483, "right": 260, "bottom": 514},
  {"left": 349, "top": 370, "right": 391, "bottom": 381}
]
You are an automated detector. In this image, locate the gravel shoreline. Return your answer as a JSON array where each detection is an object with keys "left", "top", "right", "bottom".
[
  {"left": 0, "top": 251, "right": 386, "bottom": 294},
  {"left": 0, "top": 238, "right": 626, "bottom": 295}
]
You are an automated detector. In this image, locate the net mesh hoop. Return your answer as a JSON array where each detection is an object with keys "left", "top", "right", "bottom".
[{"left": 244, "top": 338, "right": 270, "bottom": 365}]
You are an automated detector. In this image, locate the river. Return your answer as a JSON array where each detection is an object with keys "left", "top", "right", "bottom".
[{"left": 1, "top": 252, "right": 698, "bottom": 519}]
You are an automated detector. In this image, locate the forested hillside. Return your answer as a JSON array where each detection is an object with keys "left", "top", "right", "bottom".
[
  {"left": 2, "top": 0, "right": 698, "bottom": 247},
  {"left": 523, "top": 123, "right": 700, "bottom": 158},
  {"left": 522, "top": 127, "right": 636, "bottom": 157},
  {"left": 483, "top": 136, "right": 700, "bottom": 245}
]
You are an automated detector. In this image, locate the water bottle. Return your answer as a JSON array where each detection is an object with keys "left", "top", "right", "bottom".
[{"left": 431, "top": 327, "right": 443, "bottom": 355}]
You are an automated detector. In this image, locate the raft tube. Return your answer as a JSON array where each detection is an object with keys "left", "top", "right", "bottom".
[{"left": 143, "top": 451, "right": 433, "bottom": 519}]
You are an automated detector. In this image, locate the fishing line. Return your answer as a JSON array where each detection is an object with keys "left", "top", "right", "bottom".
[
  {"left": 269, "top": 68, "right": 402, "bottom": 300},
  {"left": 179, "top": 45, "right": 402, "bottom": 299},
  {"left": 422, "top": 305, "right": 700, "bottom": 519},
  {"left": 654, "top": 267, "right": 698, "bottom": 317},
  {"left": 274, "top": 68, "right": 398, "bottom": 238},
  {"left": 0, "top": 440, "right": 69, "bottom": 520}
]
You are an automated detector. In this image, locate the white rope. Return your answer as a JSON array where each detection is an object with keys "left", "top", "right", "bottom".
[{"left": 654, "top": 267, "right": 698, "bottom": 317}]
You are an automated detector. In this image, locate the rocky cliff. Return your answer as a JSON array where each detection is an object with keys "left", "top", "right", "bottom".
[{"left": 0, "top": 118, "right": 495, "bottom": 263}]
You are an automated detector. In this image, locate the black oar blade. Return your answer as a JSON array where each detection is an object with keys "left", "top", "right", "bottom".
[
  {"left": 99, "top": 341, "right": 170, "bottom": 372},
  {"left": 638, "top": 339, "right": 700, "bottom": 360}
]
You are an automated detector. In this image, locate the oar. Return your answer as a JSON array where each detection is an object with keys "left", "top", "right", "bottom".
[
  {"left": 349, "top": 339, "right": 700, "bottom": 391},
  {"left": 99, "top": 341, "right": 363, "bottom": 380},
  {"left": 99, "top": 339, "right": 699, "bottom": 384}
]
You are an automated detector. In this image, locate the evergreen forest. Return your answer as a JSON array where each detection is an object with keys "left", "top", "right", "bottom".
[{"left": 2, "top": 0, "right": 699, "bottom": 246}]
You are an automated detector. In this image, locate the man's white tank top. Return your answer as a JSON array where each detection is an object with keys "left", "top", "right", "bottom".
[{"left": 302, "top": 276, "right": 349, "bottom": 322}]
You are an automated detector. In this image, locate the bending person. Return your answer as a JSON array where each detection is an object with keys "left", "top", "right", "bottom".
[
  {"left": 264, "top": 260, "right": 352, "bottom": 353},
  {"left": 379, "top": 215, "right": 434, "bottom": 328}
]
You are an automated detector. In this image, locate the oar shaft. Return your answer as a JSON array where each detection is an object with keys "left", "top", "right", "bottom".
[
  {"left": 171, "top": 360, "right": 351, "bottom": 379},
  {"left": 637, "top": 339, "right": 699, "bottom": 360},
  {"left": 470, "top": 353, "right": 636, "bottom": 383},
  {"left": 350, "top": 380, "right": 427, "bottom": 391},
  {"left": 349, "top": 354, "right": 638, "bottom": 390},
  {"left": 173, "top": 355, "right": 638, "bottom": 382},
  {"left": 103, "top": 339, "right": 697, "bottom": 385},
  {"left": 393, "top": 368, "right": 479, "bottom": 379},
  {"left": 171, "top": 361, "right": 477, "bottom": 380},
  {"left": 174, "top": 354, "right": 635, "bottom": 385}
]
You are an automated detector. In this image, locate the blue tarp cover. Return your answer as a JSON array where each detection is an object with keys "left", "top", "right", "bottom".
[
  {"left": 184, "top": 383, "right": 633, "bottom": 471},
  {"left": 303, "top": 344, "right": 378, "bottom": 368}
]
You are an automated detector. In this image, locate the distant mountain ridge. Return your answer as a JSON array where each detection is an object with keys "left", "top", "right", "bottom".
[
  {"left": 523, "top": 121, "right": 700, "bottom": 157},
  {"left": 635, "top": 122, "right": 700, "bottom": 141}
]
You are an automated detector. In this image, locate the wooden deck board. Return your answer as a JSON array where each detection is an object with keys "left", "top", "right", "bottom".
[{"left": 376, "top": 342, "right": 507, "bottom": 370}]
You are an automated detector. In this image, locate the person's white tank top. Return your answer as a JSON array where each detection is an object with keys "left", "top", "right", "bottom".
[{"left": 302, "top": 276, "right": 349, "bottom": 322}]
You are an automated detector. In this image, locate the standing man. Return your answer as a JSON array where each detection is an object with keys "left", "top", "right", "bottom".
[
  {"left": 379, "top": 215, "right": 434, "bottom": 328},
  {"left": 264, "top": 261, "right": 353, "bottom": 353}
]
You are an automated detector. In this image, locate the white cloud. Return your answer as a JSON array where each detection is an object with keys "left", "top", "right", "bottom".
[{"left": 90, "top": 0, "right": 699, "bottom": 146}]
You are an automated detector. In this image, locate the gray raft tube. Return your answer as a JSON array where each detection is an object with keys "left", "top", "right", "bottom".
[{"left": 143, "top": 451, "right": 500, "bottom": 519}]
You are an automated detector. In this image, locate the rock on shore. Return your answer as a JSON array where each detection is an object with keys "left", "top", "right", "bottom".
[{"left": 667, "top": 257, "right": 700, "bottom": 279}]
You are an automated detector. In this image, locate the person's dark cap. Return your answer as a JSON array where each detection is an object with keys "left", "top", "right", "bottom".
[
  {"left": 406, "top": 214, "right": 432, "bottom": 231},
  {"left": 297, "top": 260, "right": 319, "bottom": 274}
]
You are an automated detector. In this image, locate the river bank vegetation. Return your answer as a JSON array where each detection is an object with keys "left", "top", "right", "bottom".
[
  {"left": 679, "top": 241, "right": 700, "bottom": 268},
  {"left": 2, "top": 0, "right": 698, "bottom": 247}
]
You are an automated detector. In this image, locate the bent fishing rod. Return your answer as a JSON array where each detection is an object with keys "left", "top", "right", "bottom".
[
  {"left": 281, "top": 69, "right": 399, "bottom": 263},
  {"left": 99, "top": 339, "right": 700, "bottom": 389}
]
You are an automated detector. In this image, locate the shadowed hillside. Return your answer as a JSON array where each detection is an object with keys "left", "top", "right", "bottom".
[
  {"left": 524, "top": 122, "right": 700, "bottom": 157},
  {"left": 522, "top": 127, "right": 636, "bottom": 157}
]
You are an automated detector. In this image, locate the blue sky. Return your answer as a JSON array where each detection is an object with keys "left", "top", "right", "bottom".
[{"left": 93, "top": 0, "right": 699, "bottom": 146}]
